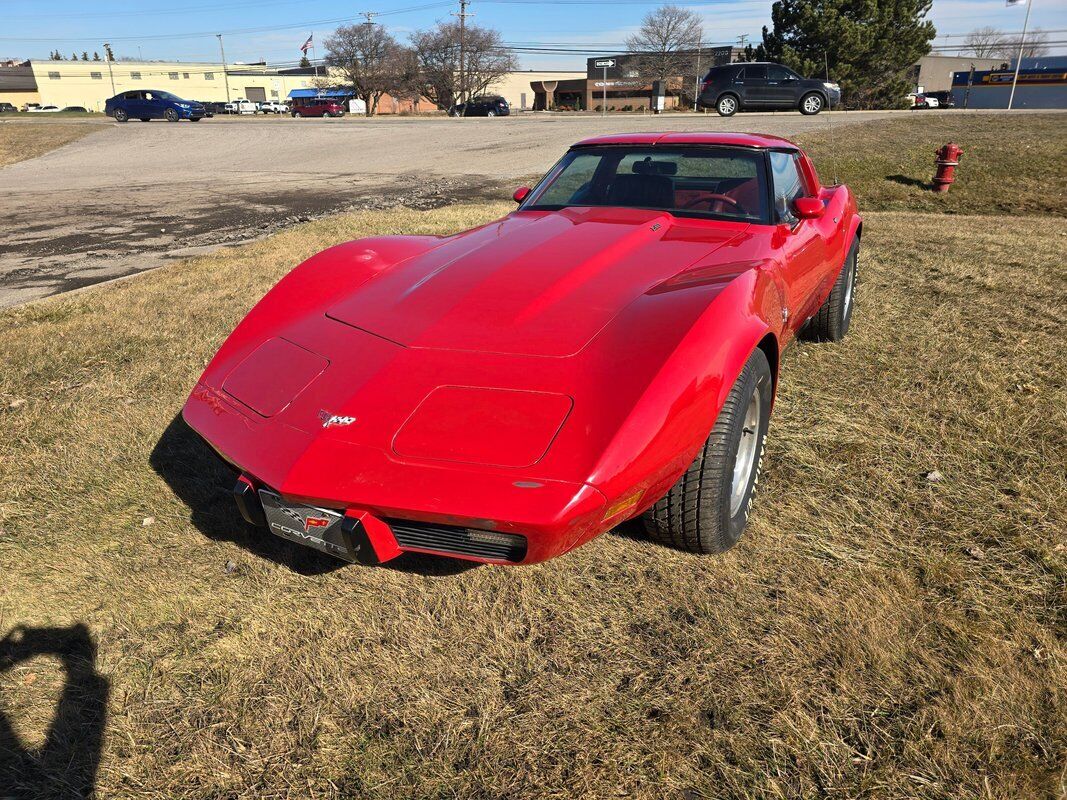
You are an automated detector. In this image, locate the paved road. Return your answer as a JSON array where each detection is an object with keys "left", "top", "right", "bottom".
[{"left": 1, "top": 111, "right": 899, "bottom": 307}]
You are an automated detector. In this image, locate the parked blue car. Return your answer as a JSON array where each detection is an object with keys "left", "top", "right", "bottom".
[{"left": 105, "top": 90, "right": 206, "bottom": 123}]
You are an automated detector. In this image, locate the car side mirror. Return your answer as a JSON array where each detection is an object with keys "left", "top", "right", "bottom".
[
  {"left": 512, "top": 186, "right": 531, "bottom": 204},
  {"left": 792, "top": 197, "right": 824, "bottom": 219}
]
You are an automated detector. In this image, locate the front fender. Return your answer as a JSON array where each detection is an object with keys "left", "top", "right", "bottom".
[{"left": 587, "top": 268, "right": 783, "bottom": 516}]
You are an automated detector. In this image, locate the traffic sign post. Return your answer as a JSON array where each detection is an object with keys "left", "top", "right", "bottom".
[{"left": 594, "top": 59, "right": 616, "bottom": 116}]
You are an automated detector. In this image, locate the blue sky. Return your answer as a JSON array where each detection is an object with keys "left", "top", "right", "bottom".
[{"left": 4, "top": 0, "right": 1065, "bottom": 68}]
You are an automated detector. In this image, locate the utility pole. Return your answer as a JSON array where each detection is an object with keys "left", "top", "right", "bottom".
[
  {"left": 457, "top": 0, "right": 469, "bottom": 106},
  {"left": 103, "top": 42, "right": 115, "bottom": 96},
  {"left": 1007, "top": 0, "right": 1033, "bottom": 110},
  {"left": 693, "top": 39, "right": 703, "bottom": 113},
  {"left": 216, "top": 33, "right": 231, "bottom": 103}
]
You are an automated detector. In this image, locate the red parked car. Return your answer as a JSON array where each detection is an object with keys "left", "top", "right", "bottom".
[
  {"left": 182, "top": 132, "right": 861, "bottom": 566},
  {"left": 291, "top": 101, "right": 346, "bottom": 118}
]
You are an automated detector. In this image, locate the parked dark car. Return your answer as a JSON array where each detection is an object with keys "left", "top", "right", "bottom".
[
  {"left": 291, "top": 100, "right": 346, "bottom": 118},
  {"left": 449, "top": 95, "right": 510, "bottom": 117},
  {"left": 698, "top": 62, "right": 840, "bottom": 116},
  {"left": 195, "top": 101, "right": 223, "bottom": 117},
  {"left": 0, "top": 102, "right": 17, "bottom": 113},
  {"left": 104, "top": 90, "right": 206, "bottom": 123},
  {"left": 60, "top": 106, "right": 89, "bottom": 113}
]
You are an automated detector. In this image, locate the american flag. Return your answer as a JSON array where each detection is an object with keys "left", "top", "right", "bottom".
[{"left": 300, "top": 34, "right": 313, "bottom": 53}]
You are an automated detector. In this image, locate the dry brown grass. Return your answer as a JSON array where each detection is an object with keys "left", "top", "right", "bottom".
[
  {"left": 1, "top": 198, "right": 1064, "bottom": 798},
  {"left": 0, "top": 122, "right": 101, "bottom": 169}
]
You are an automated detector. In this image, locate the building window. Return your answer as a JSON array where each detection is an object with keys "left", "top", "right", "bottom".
[
  {"left": 204, "top": 72, "right": 214, "bottom": 80},
  {"left": 131, "top": 71, "right": 142, "bottom": 80},
  {"left": 183, "top": 72, "right": 190, "bottom": 79},
  {"left": 169, "top": 72, "right": 179, "bottom": 80},
  {"left": 48, "top": 71, "right": 60, "bottom": 79},
  {"left": 90, "top": 71, "right": 102, "bottom": 79}
]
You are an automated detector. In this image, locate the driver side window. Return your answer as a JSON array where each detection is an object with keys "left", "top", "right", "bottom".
[{"left": 769, "top": 151, "right": 805, "bottom": 225}]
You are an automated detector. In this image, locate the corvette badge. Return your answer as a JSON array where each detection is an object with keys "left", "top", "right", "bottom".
[{"left": 318, "top": 410, "right": 356, "bottom": 428}]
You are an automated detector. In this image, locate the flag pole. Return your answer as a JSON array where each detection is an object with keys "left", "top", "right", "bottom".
[{"left": 1007, "top": 0, "right": 1033, "bottom": 110}]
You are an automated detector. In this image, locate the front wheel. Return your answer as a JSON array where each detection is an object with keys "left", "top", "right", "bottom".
[
  {"left": 164, "top": 108, "right": 180, "bottom": 122},
  {"left": 322, "top": 111, "right": 332, "bottom": 118},
  {"left": 189, "top": 117, "right": 201, "bottom": 122},
  {"left": 716, "top": 95, "right": 739, "bottom": 117},
  {"left": 643, "top": 347, "right": 774, "bottom": 554},
  {"left": 800, "top": 92, "right": 824, "bottom": 115}
]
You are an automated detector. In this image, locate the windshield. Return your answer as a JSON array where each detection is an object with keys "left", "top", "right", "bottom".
[{"left": 525, "top": 145, "right": 769, "bottom": 223}]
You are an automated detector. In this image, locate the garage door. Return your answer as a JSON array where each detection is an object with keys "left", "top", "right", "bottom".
[{"left": 244, "top": 87, "right": 266, "bottom": 102}]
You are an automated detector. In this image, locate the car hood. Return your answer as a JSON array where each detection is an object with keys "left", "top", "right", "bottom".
[{"left": 327, "top": 207, "right": 748, "bottom": 357}]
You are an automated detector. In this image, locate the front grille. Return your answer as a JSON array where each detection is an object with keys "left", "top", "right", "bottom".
[{"left": 387, "top": 519, "right": 527, "bottom": 563}]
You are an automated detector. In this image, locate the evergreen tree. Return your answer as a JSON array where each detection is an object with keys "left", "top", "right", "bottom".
[
  {"left": 71, "top": 52, "right": 78, "bottom": 61},
  {"left": 299, "top": 54, "right": 311, "bottom": 68},
  {"left": 81, "top": 51, "right": 89, "bottom": 60},
  {"left": 93, "top": 52, "right": 101, "bottom": 61},
  {"left": 760, "top": 0, "right": 936, "bottom": 108}
]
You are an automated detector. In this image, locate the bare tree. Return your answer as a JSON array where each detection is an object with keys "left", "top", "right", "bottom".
[
  {"left": 324, "top": 22, "right": 402, "bottom": 116},
  {"left": 625, "top": 4, "right": 704, "bottom": 87},
  {"left": 411, "top": 21, "right": 516, "bottom": 109},
  {"left": 995, "top": 27, "right": 1050, "bottom": 60},
  {"left": 964, "top": 27, "right": 1005, "bottom": 58}
]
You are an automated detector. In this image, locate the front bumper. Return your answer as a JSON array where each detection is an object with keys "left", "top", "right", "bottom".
[{"left": 183, "top": 382, "right": 608, "bottom": 564}]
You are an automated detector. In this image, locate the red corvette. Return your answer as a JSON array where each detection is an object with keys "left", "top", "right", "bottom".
[{"left": 182, "top": 132, "right": 861, "bottom": 565}]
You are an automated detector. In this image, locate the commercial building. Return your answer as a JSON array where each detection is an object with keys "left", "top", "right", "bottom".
[
  {"left": 950, "top": 56, "right": 1067, "bottom": 108},
  {"left": 529, "top": 48, "right": 741, "bottom": 111},
  {"left": 0, "top": 59, "right": 319, "bottom": 111},
  {"left": 910, "top": 55, "right": 1005, "bottom": 93}
]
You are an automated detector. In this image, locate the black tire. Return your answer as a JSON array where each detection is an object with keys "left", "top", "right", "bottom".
[
  {"left": 799, "top": 92, "right": 824, "bottom": 115},
  {"left": 164, "top": 108, "right": 180, "bottom": 122},
  {"left": 323, "top": 111, "right": 332, "bottom": 118},
  {"left": 139, "top": 118, "right": 151, "bottom": 122},
  {"left": 113, "top": 108, "right": 128, "bottom": 123},
  {"left": 716, "top": 94, "right": 739, "bottom": 117},
  {"left": 802, "top": 237, "right": 859, "bottom": 343},
  {"left": 643, "top": 348, "right": 774, "bottom": 554},
  {"left": 189, "top": 117, "right": 201, "bottom": 122},
  {"left": 291, "top": 111, "right": 300, "bottom": 118}
]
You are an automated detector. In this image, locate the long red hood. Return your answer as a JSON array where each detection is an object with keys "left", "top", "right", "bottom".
[{"left": 326, "top": 207, "right": 747, "bottom": 357}]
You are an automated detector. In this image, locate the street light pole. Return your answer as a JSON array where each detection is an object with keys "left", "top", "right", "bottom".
[
  {"left": 217, "top": 33, "right": 231, "bottom": 103},
  {"left": 1007, "top": 0, "right": 1033, "bottom": 110}
]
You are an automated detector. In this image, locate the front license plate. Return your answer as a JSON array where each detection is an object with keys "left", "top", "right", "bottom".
[{"left": 258, "top": 490, "right": 356, "bottom": 562}]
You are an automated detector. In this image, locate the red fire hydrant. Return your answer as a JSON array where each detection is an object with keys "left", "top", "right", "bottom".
[{"left": 933, "top": 142, "right": 963, "bottom": 193}]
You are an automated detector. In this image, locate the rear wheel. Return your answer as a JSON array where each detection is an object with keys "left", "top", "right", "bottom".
[
  {"left": 803, "top": 238, "right": 859, "bottom": 342},
  {"left": 643, "top": 348, "right": 773, "bottom": 554},
  {"left": 800, "top": 92, "right": 824, "bottom": 115},
  {"left": 113, "top": 108, "right": 128, "bottom": 123},
  {"left": 716, "top": 95, "right": 739, "bottom": 117}
]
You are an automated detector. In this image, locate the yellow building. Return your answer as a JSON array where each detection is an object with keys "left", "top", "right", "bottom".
[
  {"left": 0, "top": 60, "right": 318, "bottom": 111},
  {"left": 484, "top": 70, "right": 587, "bottom": 111}
]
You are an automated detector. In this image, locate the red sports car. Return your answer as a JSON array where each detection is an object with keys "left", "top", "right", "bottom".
[{"left": 182, "top": 132, "right": 861, "bottom": 565}]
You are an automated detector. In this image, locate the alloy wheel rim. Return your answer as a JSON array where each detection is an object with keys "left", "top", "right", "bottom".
[
  {"left": 729, "top": 384, "right": 762, "bottom": 517},
  {"left": 720, "top": 98, "right": 736, "bottom": 114},
  {"left": 805, "top": 96, "right": 821, "bottom": 113},
  {"left": 843, "top": 257, "right": 856, "bottom": 319}
]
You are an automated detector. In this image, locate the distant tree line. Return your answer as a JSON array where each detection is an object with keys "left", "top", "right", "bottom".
[
  {"left": 49, "top": 50, "right": 103, "bottom": 61},
  {"left": 963, "top": 26, "right": 1050, "bottom": 59},
  {"left": 322, "top": 19, "right": 517, "bottom": 116}
]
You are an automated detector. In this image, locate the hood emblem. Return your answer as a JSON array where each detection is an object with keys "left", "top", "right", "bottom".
[{"left": 318, "top": 410, "right": 356, "bottom": 428}]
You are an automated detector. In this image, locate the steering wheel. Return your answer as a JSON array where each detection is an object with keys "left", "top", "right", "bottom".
[{"left": 682, "top": 193, "right": 741, "bottom": 211}]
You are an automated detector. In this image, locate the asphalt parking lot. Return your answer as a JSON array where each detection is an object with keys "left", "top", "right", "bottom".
[{"left": 3, "top": 110, "right": 900, "bottom": 307}]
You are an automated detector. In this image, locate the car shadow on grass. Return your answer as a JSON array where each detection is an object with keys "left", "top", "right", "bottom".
[
  {"left": 150, "top": 414, "right": 476, "bottom": 577},
  {"left": 0, "top": 623, "right": 109, "bottom": 800}
]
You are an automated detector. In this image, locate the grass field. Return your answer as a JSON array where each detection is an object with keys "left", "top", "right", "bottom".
[
  {"left": 0, "top": 121, "right": 101, "bottom": 168},
  {"left": 1, "top": 116, "right": 1065, "bottom": 799}
]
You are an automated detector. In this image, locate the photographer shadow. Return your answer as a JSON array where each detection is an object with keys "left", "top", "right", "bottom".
[{"left": 0, "top": 623, "right": 109, "bottom": 799}]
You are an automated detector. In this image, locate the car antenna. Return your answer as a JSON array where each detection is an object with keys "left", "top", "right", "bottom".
[{"left": 824, "top": 51, "right": 839, "bottom": 185}]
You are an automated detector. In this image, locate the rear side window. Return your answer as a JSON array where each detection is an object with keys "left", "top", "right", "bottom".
[
  {"left": 123, "top": 91, "right": 140, "bottom": 99},
  {"left": 769, "top": 151, "right": 805, "bottom": 224}
]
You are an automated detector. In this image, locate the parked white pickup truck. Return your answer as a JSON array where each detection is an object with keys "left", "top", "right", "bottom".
[
  {"left": 224, "top": 99, "right": 259, "bottom": 115},
  {"left": 258, "top": 101, "right": 290, "bottom": 114}
]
